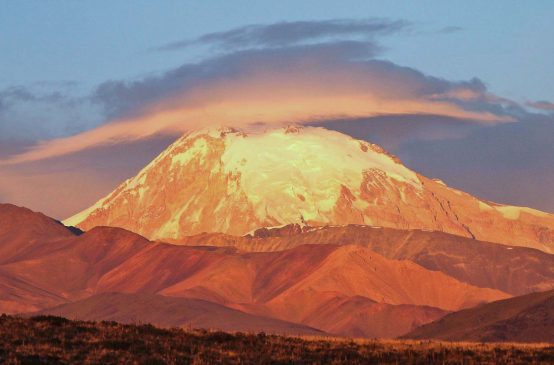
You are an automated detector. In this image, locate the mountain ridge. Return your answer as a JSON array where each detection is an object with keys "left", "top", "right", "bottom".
[{"left": 174, "top": 223, "right": 554, "bottom": 296}]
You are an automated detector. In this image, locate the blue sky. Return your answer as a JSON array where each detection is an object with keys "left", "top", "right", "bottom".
[{"left": 1, "top": 1, "right": 553, "bottom": 102}]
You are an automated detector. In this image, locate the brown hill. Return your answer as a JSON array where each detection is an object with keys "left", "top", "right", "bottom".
[
  {"left": 176, "top": 224, "right": 554, "bottom": 296},
  {"left": 0, "top": 269, "right": 66, "bottom": 313},
  {"left": 404, "top": 289, "right": 554, "bottom": 343},
  {"left": 259, "top": 244, "right": 506, "bottom": 313},
  {"left": 0, "top": 204, "right": 511, "bottom": 337},
  {"left": 35, "top": 292, "right": 324, "bottom": 336},
  {"left": 288, "top": 295, "right": 446, "bottom": 339},
  {"left": 0, "top": 203, "right": 76, "bottom": 264},
  {"left": 1, "top": 226, "right": 150, "bottom": 306},
  {"left": 93, "top": 242, "right": 507, "bottom": 312},
  {"left": 7, "top": 204, "right": 554, "bottom": 339}
]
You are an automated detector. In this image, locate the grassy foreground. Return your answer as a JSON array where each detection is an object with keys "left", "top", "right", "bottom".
[{"left": 0, "top": 315, "right": 553, "bottom": 364}]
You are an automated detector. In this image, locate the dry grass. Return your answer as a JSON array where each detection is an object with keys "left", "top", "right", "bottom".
[
  {"left": 0, "top": 314, "right": 553, "bottom": 364},
  {"left": 303, "top": 334, "right": 553, "bottom": 348}
]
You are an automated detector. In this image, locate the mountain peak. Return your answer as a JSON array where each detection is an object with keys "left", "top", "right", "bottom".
[
  {"left": 186, "top": 125, "right": 244, "bottom": 139},
  {"left": 64, "top": 126, "right": 554, "bottom": 252}
]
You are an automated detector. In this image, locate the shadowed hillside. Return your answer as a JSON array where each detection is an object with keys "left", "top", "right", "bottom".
[
  {"left": 35, "top": 292, "right": 323, "bottom": 336},
  {"left": 405, "top": 289, "right": 554, "bottom": 343}
]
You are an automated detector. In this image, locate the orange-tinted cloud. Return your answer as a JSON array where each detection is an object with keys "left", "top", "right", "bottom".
[{"left": 2, "top": 55, "right": 511, "bottom": 165}]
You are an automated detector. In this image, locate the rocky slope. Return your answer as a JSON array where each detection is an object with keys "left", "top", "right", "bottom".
[{"left": 64, "top": 126, "right": 554, "bottom": 252}]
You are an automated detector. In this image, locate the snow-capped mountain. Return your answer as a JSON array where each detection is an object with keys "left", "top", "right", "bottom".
[{"left": 64, "top": 126, "right": 554, "bottom": 252}]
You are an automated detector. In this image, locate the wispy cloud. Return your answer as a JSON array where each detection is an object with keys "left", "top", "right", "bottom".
[
  {"left": 155, "top": 18, "right": 409, "bottom": 52},
  {"left": 438, "top": 26, "right": 463, "bottom": 34},
  {"left": 527, "top": 100, "right": 554, "bottom": 111}
]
